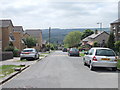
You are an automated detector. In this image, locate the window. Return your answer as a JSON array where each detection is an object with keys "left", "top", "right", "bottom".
[
  {"left": 95, "top": 49, "right": 115, "bottom": 56},
  {"left": 88, "top": 49, "right": 94, "bottom": 55}
]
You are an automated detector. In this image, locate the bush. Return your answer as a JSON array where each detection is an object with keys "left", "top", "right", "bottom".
[
  {"left": 13, "top": 49, "right": 20, "bottom": 57},
  {"left": 4, "top": 46, "right": 14, "bottom": 52},
  {"left": 93, "top": 41, "right": 98, "bottom": 47},
  {"left": 115, "top": 41, "right": 120, "bottom": 56},
  {"left": 4, "top": 46, "right": 20, "bottom": 57}
]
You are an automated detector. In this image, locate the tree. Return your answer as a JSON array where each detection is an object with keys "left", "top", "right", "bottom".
[
  {"left": 93, "top": 41, "right": 98, "bottom": 47},
  {"left": 114, "top": 41, "right": 120, "bottom": 53},
  {"left": 81, "top": 29, "right": 94, "bottom": 40},
  {"left": 63, "top": 31, "right": 82, "bottom": 48},
  {"left": 24, "top": 36, "right": 37, "bottom": 48},
  {"left": 107, "top": 32, "right": 115, "bottom": 50}
]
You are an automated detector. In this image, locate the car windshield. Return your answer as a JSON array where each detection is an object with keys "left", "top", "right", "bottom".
[
  {"left": 23, "top": 50, "right": 33, "bottom": 52},
  {"left": 71, "top": 48, "right": 79, "bottom": 52},
  {"left": 95, "top": 49, "right": 115, "bottom": 56}
]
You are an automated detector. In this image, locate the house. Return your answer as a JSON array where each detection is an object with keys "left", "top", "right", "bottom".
[
  {"left": 0, "top": 19, "right": 15, "bottom": 51},
  {"left": 110, "top": 18, "right": 120, "bottom": 41},
  {"left": 13, "top": 26, "right": 26, "bottom": 51},
  {"left": 81, "top": 30, "right": 109, "bottom": 47},
  {"left": 25, "top": 29, "right": 42, "bottom": 51},
  {"left": 23, "top": 32, "right": 30, "bottom": 39}
]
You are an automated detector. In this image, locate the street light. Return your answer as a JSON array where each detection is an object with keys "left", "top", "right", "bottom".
[{"left": 97, "top": 22, "right": 102, "bottom": 31}]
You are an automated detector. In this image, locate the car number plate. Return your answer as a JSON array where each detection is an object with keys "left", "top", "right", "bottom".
[{"left": 101, "top": 58, "right": 110, "bottom": 60}]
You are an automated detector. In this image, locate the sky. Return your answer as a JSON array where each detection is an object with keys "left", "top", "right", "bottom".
[{"left": 0, "top": 0, "right": 119, "bottom": 29}]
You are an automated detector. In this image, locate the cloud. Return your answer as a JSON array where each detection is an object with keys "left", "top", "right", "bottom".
[{"left": 0, "top": 0, "right": 118, "bottom": 29}]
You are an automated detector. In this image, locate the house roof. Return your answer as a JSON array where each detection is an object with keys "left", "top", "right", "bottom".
[
  {"left": 82, "top": 31, "right": 109, "bottom": 42},
  {"left": 0, "top": 19, "right": 14, "bottom": 28},
  {"left": 111, "top": 18, "right": 120, "bottom": 24},
  {"left": 14, "top": 26, "right": 24, "bottom": 33},
  {"left": 25, "top": 29, "right": 42, "bottom": 38}
]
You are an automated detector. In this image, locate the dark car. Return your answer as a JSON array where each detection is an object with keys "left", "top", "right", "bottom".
[
  {"left": 68, "top": 48, "right": 79, "bottom": 56},
  {"left": 62, "top": 48, "right": 67, "bottom": 52}
]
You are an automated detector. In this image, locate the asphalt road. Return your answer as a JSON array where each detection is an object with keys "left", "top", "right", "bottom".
[{"left": 2, "top": 51, "right": 118, "bottom": 88}]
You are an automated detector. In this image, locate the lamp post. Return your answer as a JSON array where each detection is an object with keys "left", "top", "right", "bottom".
[
  {"left": 49, "top": 27, "right": 51, "bottom": 53},
  {"left": 97, "top": 22, "right": 102, "bottom": 31}
]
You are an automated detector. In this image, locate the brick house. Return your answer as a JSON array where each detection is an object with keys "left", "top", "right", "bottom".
[
  {"left": 13, "top": 26, "right": 26, "bottom": 51},
  {"left": 81, "top": 30, "right": 109, "bottom": 47},
  {"left": 110, "top": 18, "right": 120, "bottom": 41},
  {"left": 25, "top": 29, "right": 42, "bottom": 51},
  {"left": 0, "top": 20, "right": 15, "bottom": 51}
]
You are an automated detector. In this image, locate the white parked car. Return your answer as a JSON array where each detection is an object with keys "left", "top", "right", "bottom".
[
  {"left": 20, "top": 48, "right": 39, "bottom": 60},
  {"left": 83, "top": 47, "right": 117, "bottom": 71}
]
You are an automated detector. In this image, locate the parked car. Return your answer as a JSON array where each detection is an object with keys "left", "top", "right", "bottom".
[
  {"left": 20, "top": 48, "right": 39, "bottom": 60},
  {"left": 83, "top": 47, "right": 117, "bottom": 71},
  {"left": 62, "top": 48, "right": 67, "bottom": 52},
  {"left": 68, "top": 48, "right": 79, "bottom": 56}
]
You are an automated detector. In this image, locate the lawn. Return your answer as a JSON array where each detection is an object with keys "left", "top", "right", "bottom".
[
  {"left": 0, "top": 65, "right": 24, "bottom": 78},
  {"left": 117, "top": 59, "right": 120, "bottom": 69},
  {"left": 40, "top": 54, "right": 45, "bottom": 57},
  {"left": 80, "top": 53, "right": 85, "bottom": 57}
]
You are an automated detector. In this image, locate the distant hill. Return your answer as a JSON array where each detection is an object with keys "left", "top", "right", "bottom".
[{"left": 42, "top": 28, "right": 110, "bottom": 44}]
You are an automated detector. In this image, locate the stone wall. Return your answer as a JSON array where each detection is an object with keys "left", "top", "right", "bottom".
[{"left": 1, "top": 52, "right": 13, "bottom": 61}]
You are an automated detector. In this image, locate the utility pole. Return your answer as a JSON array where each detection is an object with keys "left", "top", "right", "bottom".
[
  {"left": 49, "top": 27, "right": 51, "bottom": 53},
  {"left": 97, "top": 22, "right": 102, "bottom": 31}
]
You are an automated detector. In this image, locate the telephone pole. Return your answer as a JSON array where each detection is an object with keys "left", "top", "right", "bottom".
[{"left": 49, "top": 27, "right": 51, "bottom": 53}]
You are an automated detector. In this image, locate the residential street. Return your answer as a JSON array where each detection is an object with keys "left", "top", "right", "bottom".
[{"left": 2, "top": 51, "right": 118, "bottom": 88}]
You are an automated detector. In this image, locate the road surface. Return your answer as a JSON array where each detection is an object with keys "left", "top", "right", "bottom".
[{"left": 2, "top": 51, "right": 118, "bottom": 88}]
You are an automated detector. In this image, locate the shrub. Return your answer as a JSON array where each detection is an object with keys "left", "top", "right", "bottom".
[
  {"left": 13, "top": 49, "right": 20, "bottom": 57},
  {"left": 93, "top": 41, "right": 98, "bottom": 47},
  {"left": 4, "top": 46, "right": 20, "bottom": 57},
  {"left": 115, "top": 41, "right": 120, "bottom": 56},
  {"left": 4, "top": 46, "right": 14, "bottom": 52}
]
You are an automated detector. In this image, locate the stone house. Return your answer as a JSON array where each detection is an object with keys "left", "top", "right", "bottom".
[
  {"left": 25, "top": 29, "right": 42, "bottom": 51},
  {"left": 110, "top": 18, "right": 120, "bottom": 41},
  {"left": 0, "top": 20, "right": 15, "bottom": 51},
  {"left": 81, "top": 30, "right": 109, "bottom": 47},
  {"left": 13, "top": 26, "right": 26, "bottom": 51}
]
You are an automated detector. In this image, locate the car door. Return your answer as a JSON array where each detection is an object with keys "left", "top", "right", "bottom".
[{"left": 85, "top": 49, "right": 94, "bottom": 65}]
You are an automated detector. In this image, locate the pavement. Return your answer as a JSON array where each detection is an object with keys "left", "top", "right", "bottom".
[
  {"left": 0, "top": 53, "right": 49, "bottom": 66},
  {"left": 1, "top": 51, "right": 118, "bottom": 88}
]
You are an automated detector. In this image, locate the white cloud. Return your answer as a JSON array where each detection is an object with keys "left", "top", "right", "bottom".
[{"left": 0, "top": 0, "right": 118, "bottom": 29}]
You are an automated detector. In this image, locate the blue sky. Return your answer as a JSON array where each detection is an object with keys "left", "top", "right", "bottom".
[{"left": 0, "top": 0, "right": 119, "bottom": 29}]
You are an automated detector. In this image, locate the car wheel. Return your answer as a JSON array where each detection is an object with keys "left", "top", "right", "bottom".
[
  {"left": 20, "top": 58, "right": 23, "bottom": 60},
  {"left": 34, "top": 55, "right": 37, "bottom": 60},
  {"left": 90, "top": 62, "right": 95, "bottom": 71},
  {"left": 84, "top": 62, "right": 87, "bottom": 66},
  {"left": 112, "top": 67, "right": 117, "bottom": 71}
]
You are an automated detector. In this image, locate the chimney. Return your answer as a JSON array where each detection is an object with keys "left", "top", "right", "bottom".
[{"left": 95, "top": 30, "right": 98, "bottom": 34}]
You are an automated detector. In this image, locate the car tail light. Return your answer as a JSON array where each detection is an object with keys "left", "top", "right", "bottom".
[
  {"left": 114, "top": 57, "right": 118, "bottom": 62},
  {"left": 92, "top": 56, "right": 97, "bottom": 61},
  {"left": 22, "top": 52, "right": 31, "bottom": 54},
  {"left": 70, "top": 51, "right": 72, "bottom": 53}
]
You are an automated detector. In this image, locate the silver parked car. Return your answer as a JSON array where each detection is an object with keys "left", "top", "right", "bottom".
[
  {"left": 20, "top": 48, "right": 39, "bottom": 60},
  {"left": 83, "top": 47, "right": 117, "bottom": 71}
]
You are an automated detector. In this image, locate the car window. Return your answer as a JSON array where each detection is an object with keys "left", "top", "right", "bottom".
[
  {"left": 23, "top": 50, "right": 33, "bottom": 52},
  {"left": 88, "top": 49, "right": 94, "bottom": 55},
  {"left": 95, "top": 49, "right": 115, "bottom": 56},
  {"left": 71, "top": 48, "right": 79, "bottom": 52}
]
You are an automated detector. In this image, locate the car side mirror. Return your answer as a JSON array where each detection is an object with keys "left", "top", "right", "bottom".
[{"left": 84, "top": 52, "right": 88, "bottom": 55}]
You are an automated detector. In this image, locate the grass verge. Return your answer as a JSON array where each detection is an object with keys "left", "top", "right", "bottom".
[
  {"left": 0, "top": 65, "right": 24, "bottom": 78},
  {"left": 117, "top": 59, "right": 120, "bottom": 69},
  {"left": 80, "top": 53, "right": 85, "bottom": 57}
]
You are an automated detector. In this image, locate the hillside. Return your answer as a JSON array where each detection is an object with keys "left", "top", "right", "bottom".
[{"left": 42, "top": 28, "right": 110, "bottom": 44}]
